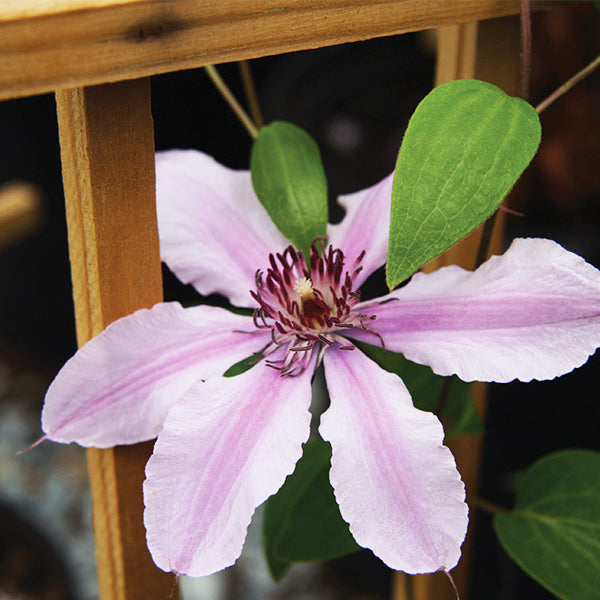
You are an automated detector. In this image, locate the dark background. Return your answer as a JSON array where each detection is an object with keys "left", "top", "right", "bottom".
[{"left": 0, "top": 3, "right": 598, "bottom": 599}]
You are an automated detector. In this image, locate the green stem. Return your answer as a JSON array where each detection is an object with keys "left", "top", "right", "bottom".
[
  {"left": 536, "top": 53, "right": 600, "bottom": 114},
  {"left": 204, "top": 65, "right": 259, "bottom": 139},
  {"left": 238, "top": 60, "right": 264, "bottom": 128},
  {"left": 468, "top": 495, "right": 508, "bottom": 515}
]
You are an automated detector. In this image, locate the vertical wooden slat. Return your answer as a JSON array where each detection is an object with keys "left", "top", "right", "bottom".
[
  {"left": 434, "top": 21, "right": 479, "bottom": 84},
  {"left": 393, "top": 16, "right": 521, "bottom": 600},
  {"left": 56, "top": 79, "right": 175, "bottom": 600}
]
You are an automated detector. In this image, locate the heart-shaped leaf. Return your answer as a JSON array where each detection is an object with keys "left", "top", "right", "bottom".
[
  {"left": 263, "top": 440, "right": 360, "bottom": 579},
  {"left": 494, "top": 449, "right": 600, "bottom": 600},
  {"left": 387, "top": 79, "right": 541, "bottom": 289},
  {"left": 251, "top": 121, "right": 328, "bottom": 257}
]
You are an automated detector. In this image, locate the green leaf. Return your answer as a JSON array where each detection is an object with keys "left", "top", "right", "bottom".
[
  {"left": 494, "top": 450, "right": 600, "bottom": 600},
  {"left": 222, "top": 350, "right": 263, "bottom": 377},
  {"left": 263, "top": 440, "right": 360, "bottom": 579},
  {"left": 386, "top": 79, "right": 541, "bottom": 289},
  {"left": 592, "top": 0, "right": 600, "bottom": 13},
  {"left": 357, "top": 341, "right": 482, "bottom": 438},
  {"left": 251, "top": 121, "right": 328, "bottom": 257},
  {"left": 264, "top": 540, "right": 292, "bottom": 581}
]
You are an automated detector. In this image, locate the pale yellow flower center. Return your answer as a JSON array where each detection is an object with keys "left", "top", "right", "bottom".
[{"left": 294, "top": 276, "right": 315, "bottom": 301}]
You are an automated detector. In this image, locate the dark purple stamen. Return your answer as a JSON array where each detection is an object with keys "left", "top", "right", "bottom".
[{"left": 251, "top": 241, "right": 377, "bottom": 376}]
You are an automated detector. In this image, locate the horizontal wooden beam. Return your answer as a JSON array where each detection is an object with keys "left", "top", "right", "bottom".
[{"left": 0, "top": 0, "right": 555, "bottom": 100}]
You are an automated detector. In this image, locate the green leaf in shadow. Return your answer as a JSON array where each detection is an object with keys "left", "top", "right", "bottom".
[
  {"left": 356, "top": 341, "right": 482, "bottom": 438},
  {"left": 263, "top": 440, "right": 360, "bottom": 579},
  {"left": 494, "top": 449, "right": 600, "bottom": 600}
]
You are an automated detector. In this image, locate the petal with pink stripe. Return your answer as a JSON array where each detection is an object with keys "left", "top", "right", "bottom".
[
  {"left": 42, "top": 303, "right": 268, "bottom": 447},
  {"left": 320, "top": 347, "right": 468, "bottom": 574},
  {"left": 143, "top": 359, "right": 313, "bottom": 576},
  {"left": 327, "top": 173, "right": 393, "bottom": 288},
  {"left": 351, "top": 238, "right": 600, "bottom": 382},
  {"left": 156, "top": 150, "right": 290, "bottom": 307}
]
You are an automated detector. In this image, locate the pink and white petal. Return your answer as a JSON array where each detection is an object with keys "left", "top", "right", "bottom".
[
  {"left": 156, "top": 150, "right": 290, "bottom": 307},
  {"left": 327, "top": 173, "right": 393, "bottom": 288},
  {"left": 42, "top": 302, "right": 268, "bottom": 447},
  {"left": 351, "top": 238, "right": 600, "bottom": 382},
  {"left": 143, "top": 358, "right": 314, "bottom": 577},
  {"left": 321, "top": 348, "right": 467, "bottom": 574}
]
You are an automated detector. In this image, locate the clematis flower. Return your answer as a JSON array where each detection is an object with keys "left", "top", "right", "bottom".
[{"left": 42, "top": 150, "right": 600, "bottom": 578}]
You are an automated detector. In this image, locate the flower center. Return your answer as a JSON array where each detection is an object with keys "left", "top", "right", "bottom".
[
  {"left": 251, "top": 241, "right": 375, "bottom": 375},
  {"left": 293, "top": 277, "right": 315, "bottom": 300}
]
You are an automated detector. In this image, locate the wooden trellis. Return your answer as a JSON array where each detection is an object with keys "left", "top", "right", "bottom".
[{"left": 0, "top": 2, "right": 550, "bottom": 599}]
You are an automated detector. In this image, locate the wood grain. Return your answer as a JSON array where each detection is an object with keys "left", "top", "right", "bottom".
[
  {"left": 56, "top": 78, "right": 173, "bottom": 600},
  {"left": 0, "top": 0, "right": 555, "bottom": 101}
]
